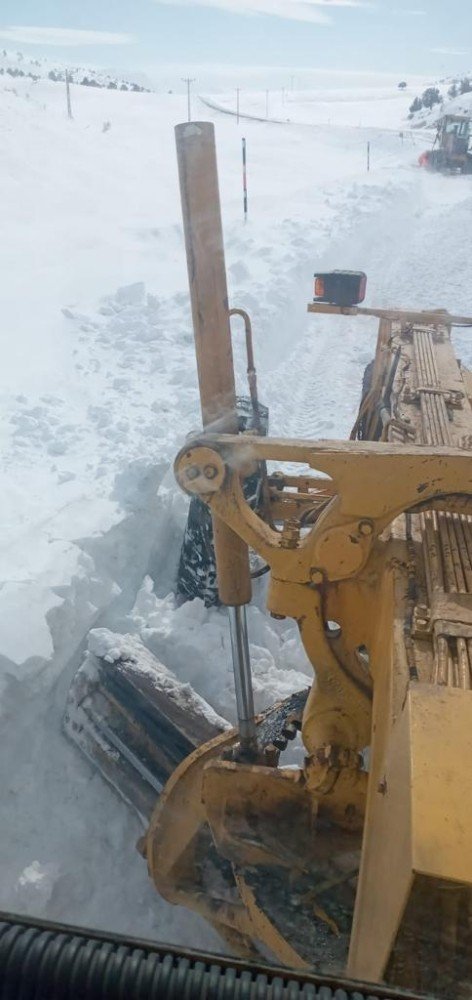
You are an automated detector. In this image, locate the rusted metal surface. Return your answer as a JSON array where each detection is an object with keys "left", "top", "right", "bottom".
[
  {"left": 229, "top": 307, "right": 261, "bottom": 431},
  {"left": 307, "top": 301, "right": 472, "bottom": 326},
  {"left": 175, "top": 121, "right": 251, "bottom": 606}
]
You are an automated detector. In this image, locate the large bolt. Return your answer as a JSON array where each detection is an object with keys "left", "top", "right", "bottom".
[
  {"left": 358, "top": 520, "right": 374, "bottom": 537},
  {"left": 203, "top": 464, "right": 218, "bottom": 480},
  {"left": 271, "top": 472, "right": 285, "bottom": 491},
  {"left": 310, "top": 568, "right": 323, "bottom": 586},
  {"left": 280, "top": 518, "right": 300, "bottom": 549},
  {"left": 186, "top": 465, "right": 200, "bottom": 481}
]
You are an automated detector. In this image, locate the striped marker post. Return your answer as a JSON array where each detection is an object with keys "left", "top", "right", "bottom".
[
  {"left": 65, "top": 70, "right": 73, "bottom": 120},
  {"left": 242, "top": 137, "right": 248, "bottom": 222}
]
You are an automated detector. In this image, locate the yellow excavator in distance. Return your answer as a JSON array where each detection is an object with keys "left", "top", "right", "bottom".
[
  {"left": 65, "top": 122, "right": 472, "bottom": 1000},
  {"left": 419, "top": 113, "right": 472, "bottom": 173}
]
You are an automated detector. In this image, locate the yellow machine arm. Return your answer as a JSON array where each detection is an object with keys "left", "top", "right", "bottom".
[{"left": 145, "top": 306, "right": 472, "bottom": 997}]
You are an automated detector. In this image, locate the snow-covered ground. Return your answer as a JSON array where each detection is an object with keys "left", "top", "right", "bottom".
[
  {"left": 1, "top": 71, "right": 472, "bottom": 948},
  {"left": 0, "top": 46, "right": 152, "bottom": 91},
  {"left": 203, "top": 82, "right": 428, "bottom": 130}
]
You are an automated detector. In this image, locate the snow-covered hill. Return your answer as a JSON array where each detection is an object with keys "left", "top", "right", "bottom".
[
  {"left": 407, "top": 75, "right": 472, "bottom": 128},
  {"left": 1, "top": 70, "right": 472, "bottom": 950},
  {"left": 0, "top": 47, "right": 152, "bottom": 92}
]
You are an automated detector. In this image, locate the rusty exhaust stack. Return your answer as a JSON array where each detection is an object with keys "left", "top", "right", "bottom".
[{"left": 175, "top": 121, "right": 256, "bottom": 752}]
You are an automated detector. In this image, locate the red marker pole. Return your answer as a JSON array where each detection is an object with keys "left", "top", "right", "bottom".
[{"left": 242, "top": 137, "right": 248, "bottom": 222}]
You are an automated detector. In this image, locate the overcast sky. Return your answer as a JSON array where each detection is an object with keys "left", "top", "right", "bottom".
[{"left": 0, "top": 0, "right": 470, "bottom": 87}]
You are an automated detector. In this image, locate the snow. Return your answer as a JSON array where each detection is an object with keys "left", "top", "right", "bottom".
[
  {"left": 1, "top": 66, "right": 472, "bottom": 951},
  {"left": 0, "top": 47, "right": 152, "bottom": 92},
  {"left": 88, "top": 626, "right": 143, "bottom": 663},
  {"left": 407, "top": 80, "right": 472, "bottom": 130},
  {"left": 86, "top": 623, "right": 232, "bottom": 727},
  {"left": 203, "top": 83, "right": 428, "bottom": 131},
  {"left": 132, "top": 579, "right": 312, "bottom": 722}
]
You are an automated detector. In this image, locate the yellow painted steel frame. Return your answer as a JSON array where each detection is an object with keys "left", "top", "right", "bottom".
[
  {"left": 146, "top": 433, "right": 472, "bottom": 978},
  {"left": 176, "top": 436, "right": 471, "bottom": 746}
]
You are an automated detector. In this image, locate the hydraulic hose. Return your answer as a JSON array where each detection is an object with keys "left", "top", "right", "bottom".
[{"left": 0, "top": 911, "right": 427, "bottom": 1000}]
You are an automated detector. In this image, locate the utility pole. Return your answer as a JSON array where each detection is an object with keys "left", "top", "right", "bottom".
[
  {"left": 265, "top": 89, "right": 269, "bottom": 119},
  {"left": 65, "top": 70, "right": 73, "bottom": 120},
  {"left": 290, "top": 75, "right": 295, "bottom": 91},
  {"left": 181, "top": 77, "right": 196, "bottom": 122},
  {"left": 282, "top": 87, "right": 285, "bottom": 105},
  {"left": 236, "top": 87, "right": 240, "bottom": 125},
  {"left": 242, "top": 137, "right": 248, "bottom": 222}
]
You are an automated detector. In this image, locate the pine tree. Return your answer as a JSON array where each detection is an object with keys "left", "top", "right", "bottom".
[
  {"left": 422, "top": 87, "right": 442, "bottom": 109},
  {"left": 409, "top": 96, "right": 423, "bottom": 114}
]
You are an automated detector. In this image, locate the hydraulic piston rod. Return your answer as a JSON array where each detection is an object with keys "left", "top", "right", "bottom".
[{"left": 228, "top": 605, "right": 257, "bottom": 750}]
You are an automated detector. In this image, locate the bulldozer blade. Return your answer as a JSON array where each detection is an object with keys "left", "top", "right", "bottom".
[{"left": 64, "top": 629, "right": 229, "bottom": 822}]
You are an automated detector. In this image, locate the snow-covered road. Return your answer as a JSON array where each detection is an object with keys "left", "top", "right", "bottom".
[{"left": 1, "top": 73, "right": 472, "bottom": 948}]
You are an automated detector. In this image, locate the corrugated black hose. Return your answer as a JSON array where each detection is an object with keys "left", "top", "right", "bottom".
[{"left": 0, "top": 911, "right": 430, "bottom": 1000}]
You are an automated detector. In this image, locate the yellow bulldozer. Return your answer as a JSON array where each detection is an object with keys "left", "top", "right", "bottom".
[
  {"left": 419, "top": 113, "right": 472, "bottom": 173},
  {"left": 64, "top": 122, "right": 472, "bottom": 999}
]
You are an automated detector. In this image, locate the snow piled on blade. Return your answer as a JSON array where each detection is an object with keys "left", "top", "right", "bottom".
[
  {"left": 128, "top": 578, "right": 312, "bottom": 721},
  {"left": 86, "top": 623, "right": 232, "bottom": 730},
  {"left": 88, "top": 627, "right": 148, "bottom": 663},
  {"left": 1, "top": 64, "right": 472, "bottom": 946}
]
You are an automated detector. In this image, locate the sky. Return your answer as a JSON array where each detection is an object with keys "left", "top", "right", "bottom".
[{"left": 0, "top": 0, "right": 470, "bottom": 89}]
